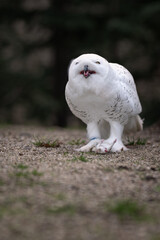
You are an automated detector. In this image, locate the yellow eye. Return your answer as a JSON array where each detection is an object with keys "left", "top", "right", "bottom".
[{"left": 95, "top": 61, "right": 100, "bottom": 64}]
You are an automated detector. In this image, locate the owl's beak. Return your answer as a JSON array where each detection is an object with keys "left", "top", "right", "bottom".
[
  {"left": 80, "top": 65, "right": 96, "bottom": 78},
  {"left": 84, "top": 65, "right": 89, "bottom": 72},
  {"left": 83, "top": 65, "right": 90, "bottom": 78}
]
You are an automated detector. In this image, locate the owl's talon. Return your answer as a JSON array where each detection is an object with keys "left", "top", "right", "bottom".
[
  {"left": 93, "top": 138, "right": 127, "bottom": 153},
  {"left": 75, "top": 139, "right": 102, "bottom": 152}
]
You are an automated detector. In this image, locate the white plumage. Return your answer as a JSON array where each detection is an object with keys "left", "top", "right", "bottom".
[{"left": 65, "top": 53, "right": 143, "bottom": 153}]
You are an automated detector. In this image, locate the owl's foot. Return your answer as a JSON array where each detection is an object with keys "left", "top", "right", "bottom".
[
  {"left": 76, "top": 139, "right": 102, "bottom": 152},
  {"left": 93, "top": 139, "right": 128, "bottom": 153}
]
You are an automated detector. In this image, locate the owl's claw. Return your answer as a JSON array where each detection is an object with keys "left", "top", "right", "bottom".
[
  {"left": 75, "top": 139, "right": 102, "bottom": 152},
  {"left": 92, "top": 139, "right": 117, "bottom": 153},
  {"left": 76, "top": 138, "right": 128, "bottom": 153},
  {"left": 105, "top": 148, "right": 108, "bottom": 153},
  {"left": 93, "top": 138, "right": 128, "bottom": 153}
]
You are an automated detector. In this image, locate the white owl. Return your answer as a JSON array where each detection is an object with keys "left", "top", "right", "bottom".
[{"left": 65, "top": 53, "right": 143, "bottom": 153}]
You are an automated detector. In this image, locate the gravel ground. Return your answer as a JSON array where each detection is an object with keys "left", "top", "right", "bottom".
[{"left": 0, "top": 125, "right": 160, "bottom": 240}]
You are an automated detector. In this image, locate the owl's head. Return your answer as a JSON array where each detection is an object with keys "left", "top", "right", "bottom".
[{"left": 68, "top": 54, "right": 110, "bottom": 81}]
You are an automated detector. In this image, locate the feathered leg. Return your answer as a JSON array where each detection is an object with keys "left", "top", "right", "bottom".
[
  {"left": 93, "top": 121, "right": 127, "bottom": 153},
  {"left": 76, "top": 122, "right": 102, "bottom": 152}
]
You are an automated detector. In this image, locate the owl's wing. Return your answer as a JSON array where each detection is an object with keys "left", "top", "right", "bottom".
[
  {"left": 110, "top": 63, "right": 142, "bottom": 116},
  {"left": 110, "top": 63, "right": 137, "bottom": 90}
]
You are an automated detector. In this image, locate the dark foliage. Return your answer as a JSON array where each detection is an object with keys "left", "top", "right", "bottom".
[{"left": 0, "top": 0, "right": 160, "bottom": 126}]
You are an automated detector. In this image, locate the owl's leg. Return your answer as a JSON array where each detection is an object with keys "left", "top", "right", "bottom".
[
  {"left": 76, "top": 122, "right": 102, "bottom": 152},
  {"left": 93, "top": 121, "right": 128, "bottom": 153}
]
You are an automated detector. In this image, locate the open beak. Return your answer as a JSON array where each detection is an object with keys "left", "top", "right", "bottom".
[{"left": 80, "top": 65, "right": 96, "bottom": 78}]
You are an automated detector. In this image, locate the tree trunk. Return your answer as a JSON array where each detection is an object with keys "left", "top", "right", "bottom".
[{"left": 52, "top": 0, "right": 69, "bottom": 127}]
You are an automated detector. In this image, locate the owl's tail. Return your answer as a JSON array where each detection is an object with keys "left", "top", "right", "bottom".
[{"left": 124, "top": 115, "right": 143, "bottom": 133}]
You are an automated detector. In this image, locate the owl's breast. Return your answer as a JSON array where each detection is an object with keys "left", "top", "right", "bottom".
[{"left": 66, "top": 86, "right": 108, "bottom": 123}]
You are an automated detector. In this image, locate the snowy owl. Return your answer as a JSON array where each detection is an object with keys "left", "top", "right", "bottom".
[{"left": 65, "top": 53, "right": 143, "bottom": 153}]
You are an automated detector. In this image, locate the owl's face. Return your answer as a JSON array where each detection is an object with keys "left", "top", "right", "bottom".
[{"left": 68, "top": 54, "right": 109, "bottom": 81}]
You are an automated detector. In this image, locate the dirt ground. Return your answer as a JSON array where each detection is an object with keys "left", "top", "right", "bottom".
[{"left": 0, "top": 124, "right": 160, "bottom": 240}]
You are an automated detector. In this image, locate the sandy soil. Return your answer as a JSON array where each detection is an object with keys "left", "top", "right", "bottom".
[{"left": 0, "top": 125, "right": 160, "bottom": 240}]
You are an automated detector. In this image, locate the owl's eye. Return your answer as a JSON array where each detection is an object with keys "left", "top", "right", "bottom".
[
  {"left": 95, "top": 61, "right": 100, "bottom": 64},
  {"left": 75, "top": 62, "right": 79, "bottom": 65}
]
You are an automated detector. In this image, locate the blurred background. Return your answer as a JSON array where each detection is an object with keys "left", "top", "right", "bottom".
[{"left": 0, "top": 0, "right": 160, "bottom": 127}]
